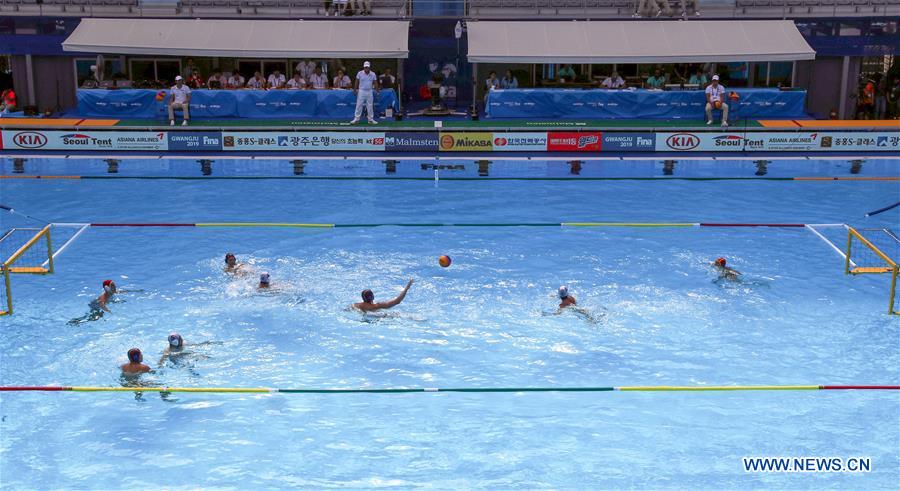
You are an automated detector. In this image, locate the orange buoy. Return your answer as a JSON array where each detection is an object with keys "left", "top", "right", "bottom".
[{"left": 439, "top": 255, "right": 452, "bottom": 268}]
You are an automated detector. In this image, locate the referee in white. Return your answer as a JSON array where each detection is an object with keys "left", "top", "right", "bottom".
[{"left": 351, "top": 61, "right": 380, "bottom": 125}]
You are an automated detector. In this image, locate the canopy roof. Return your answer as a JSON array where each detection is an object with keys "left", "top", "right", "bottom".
[
  {"left": 63, "top": 18, "right": 409, "bottom": 58},
  {"left": 467, "top": 20, "right": 815, "bottom": 63}
]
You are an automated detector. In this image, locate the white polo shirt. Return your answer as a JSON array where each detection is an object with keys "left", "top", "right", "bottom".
[
  {"left": 170, "top": 84, "right": 191, "bottom": 104},
  {"left": 309, "top": 73, "right": 327, "bottom": 89},
  {"left": 286, "top": 77, "right": 306, "bottom": 89},
  {"left": 247, "top": 77, "right": 265, "bottom": 89},
  {"left": 705, "top": 83, "right": 726, "bottom": 103},
  {"left": 227, "top": 75, "right": 245, "bottom": 87},
  {"left": 356, "top": 70, "right": 377, "bottom": 91},
  {"left": 267, "top": 73, "right": 286, "bottom": 88}
]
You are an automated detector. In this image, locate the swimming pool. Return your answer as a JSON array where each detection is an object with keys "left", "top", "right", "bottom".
[{"left": 1, "top": 158, "right": 899, "bottom": 488}]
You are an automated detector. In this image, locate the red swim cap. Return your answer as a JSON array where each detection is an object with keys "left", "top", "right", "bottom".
[
  {"left": 103, "top": 279, "right": 113, "bottom": 287},
  {"left": 715, "top": 257, "right": 726, "bottom": 266}
]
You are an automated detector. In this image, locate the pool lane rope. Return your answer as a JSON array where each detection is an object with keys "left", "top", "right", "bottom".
[
  {"left": 86, "top": 222, "right": 831, "bottom": 228},
  {"left": 1, "top": 385, "right": 897, "bottom": 394}
]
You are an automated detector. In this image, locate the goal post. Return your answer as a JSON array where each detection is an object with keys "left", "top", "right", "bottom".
[{"left": 845, "top": 227, "right": 898, "bottom": 315}]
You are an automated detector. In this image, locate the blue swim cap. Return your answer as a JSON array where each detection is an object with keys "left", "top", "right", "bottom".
[
  {"left": 127, "top": 348, "right": 142, "bottom": 363},
  {"left": 558, "top": 285, "right": 569, "bottom": 299}
]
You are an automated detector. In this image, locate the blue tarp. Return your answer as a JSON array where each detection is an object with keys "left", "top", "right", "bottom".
[
  {"left": 485, "top": 89, "right": 807, "bottom": 119},
  {"left": 76, "top": 89, "right": 399, "bottom": 119}
]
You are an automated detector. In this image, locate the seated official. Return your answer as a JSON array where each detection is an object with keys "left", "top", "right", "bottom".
[
  {"left": 227, "top": 72, "right": 246, "bottom": 88},
  {"left": 333, "top": 69, "right": 352, "bottom": 90},
  {"left": 206, "top": 71, "right": 226, "bottom": 89},
  {"left": 0, "top": 88, "right": 16, "bottom": 114},
  {"left": 379, "top": 68, "right": 396, "bottom": 90},
  {"left": 705, "top": 75, "right": 729, "bottom": 127},
  {"left": 646, "top": 69, "right": 667, "bottom": 89},
  {"left": 246, "top": 71, "right": 267, "bottom": 90},
  {"left": 187, "top": 70, "right": 204, "bottom": 89},
  {"left": 601, "top": 71, "right": 625, "bottom": 89},
  {"left": 308, "top": 67, "right": 329, "bottom": 89},
  {"left": 286, "top": 73, "right": 306, "bottom": 89},
  {"left": 267, "top": 70, "right": 286, "bottom": 89},
  {"left": 558, "top": 64, "right": 576, "bottom": 82},
  {"left": 485, "top": 71, "right": 500, "bottom": 91},
  {"left": 689, "top": 69, "right": 708, "bottom": 86},
  {"left": 168, "top": 76, "right": 191, "bottom": 126},
  {"left": 500, "top": 70, "right": 518, "bottom": 89}
]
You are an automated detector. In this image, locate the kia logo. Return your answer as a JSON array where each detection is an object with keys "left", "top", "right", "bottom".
[
  {"left": 13, "top": 132, "right": 48, "bottom": 149},
  {"left": 666, "top": 133, "right": 699, "bottom": 150}
]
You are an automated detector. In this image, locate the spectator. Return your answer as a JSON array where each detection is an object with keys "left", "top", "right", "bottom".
[
  {"left": 308, "top": 66, "right": 329, "bottom": 89},
  {"left": 182, "top": 58, "right": 199, "bottom": 79},
  {"left": 168, "top": 75, "right": 191, "bottom": 127},
  {"left": 646, "top": 69, "right": 667, "bottom": 89},
  {"left": 350, "top": 61, "right": 379, "bottom": 125},
  {"left": 267, "top": 69, "right": 286, "bottom": 89},
  {"left": 295, "top": 60, "right": 315, "bottom": 81},
  {"left": 227, "top": 72, "right": 246, "bottom": 88},
  {"left": 601, "top": 71, "right": 625, "bottom": 89},
  {"left": 247, "top": 71, "right": 267, "bottom": 90},
  {"left": 860, "top": 78, "right": 875, "bottom": 119},
  {"left": 207, "top": 71, "right": 226, "bottom": 89},
  {"left": 0, "top": 87, "right": 16, "bottom": 115},
  {"left": 500, "top": 69, "right": 518, "bottom": 89},
  {"left": 558, "top": 64, "right": 576, "bottom": 82},
  {"left": 688, "top": 68, "right": 708, "bottom": 87},
  {"left": 485, "top": 71, "right": 500, "bottom": 92},
  {"left": 379, "top": 68, "right": 396, "bottom": 90},
  {"left": 874, "top": 74, "right": 888, "bottom": 120},
  {"left": 333, "top": 69, "right": 352, "bottom": 89},
  {"left": 334, "top": 0, "right": 348, "bottom": 15},
  {"left": 286, "top": 73, "right": 306, "bottom": 89},
  {"left": 705, "top": 75, "right": 728, "bottom": 127},
  {"left": 187, "top": 69, "right": 204, "bottom": 89},
  {"left": 891, "top": 78, "right": 900, "bottom": 119}
]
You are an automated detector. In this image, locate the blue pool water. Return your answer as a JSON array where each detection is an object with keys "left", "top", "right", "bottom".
[{"left": 1, "top": 158, "right": 899, "bottom": 488}]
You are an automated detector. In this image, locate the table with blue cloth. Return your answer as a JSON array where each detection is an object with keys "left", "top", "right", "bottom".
[
  {"left": 76, "top": 88, "right": 399, "bottom": 119},
  {"left": 485, "top": 88, "right": 807, "bottom": 119}
]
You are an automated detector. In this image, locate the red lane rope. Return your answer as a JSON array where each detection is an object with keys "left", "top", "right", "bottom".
[
  {"left": 820, "top": 385, "right": 900, "bottom": 390},
  {"left": 699, "top": 223, "right": 806, "bottom": 227},
  {"left": 0, "top": 386, "right": 70, "bottom": 391},
  {"left": 91, "top": 223, "right": 196, "bottom": 227}
]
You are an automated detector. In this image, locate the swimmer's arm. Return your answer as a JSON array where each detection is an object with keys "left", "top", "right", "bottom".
[
  {"left": 157, "top": 348, "right": 170, "bottom": 367},
  {"left": 377, "top": 279, "right": 414, "bottom": 309},
  {"left": 98, "top": 296, "right": 111, "bottom": 312}
]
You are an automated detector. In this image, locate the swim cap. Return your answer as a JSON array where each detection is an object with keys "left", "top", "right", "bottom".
[
  {"left": 103, "top": 279, "right": 114, "bottom": 294},
  {"left": 225, "top": 253, "right": 236, "bottom": 264},
  {"left": 362, "top": 289, "right": 375, "bottom": 302},
  {"left": 259, "top": 272, "right": 270, "bottom": 285},
  {"left": 558, "top": 285, "right": 569, "bottom": 299},
  {"left": 127, "top": 348, "right": 142, "bottom": 363},
  {"left": 715, "top": 257, "right": 727, "bottom": 267},
  {"left": 168, "top": 332, "right": 183, "bottom": 347}
]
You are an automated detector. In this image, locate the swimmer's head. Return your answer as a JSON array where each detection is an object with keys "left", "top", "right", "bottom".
[
  {"left": 168, "top": 332, "right": 183, "bottom": 348},
  {"left": 715, "top": 257, "right": 727, "bottom": 267},
  {"left": 558, "top": 285, "right": 569, "bottom": 299},
  {"left": 361, "top": 289, "right": 375, "bottom": 303},
  {"left": 127, "top": 348, "right": 142, "bottom": 363},
  {"left": 259, "top": 272, "right": 270, "bottom": 286},
  {"left": 225, "top": 253, "right": 236, "bottom": 265},
  {"left": 103, "top": 279, "right": 116, "bottom": 294}
]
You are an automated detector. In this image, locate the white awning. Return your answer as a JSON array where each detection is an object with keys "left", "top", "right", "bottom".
[
  {"left": 63, "top": 18, "right": 409, "bottom": 58},
  {"left": 467, "top": 20, "right": 815, "bottom": 63}
]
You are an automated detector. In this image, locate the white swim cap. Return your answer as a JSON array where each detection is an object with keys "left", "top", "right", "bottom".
[
  {"left": 260, "top": 272, "right": 270, "bottom": 285},
  {"left": 558, "top": 286, "right": 569, "bottom": 299},
  {"left": 168, "top": 332, "right": 183, "bottom": 347}
]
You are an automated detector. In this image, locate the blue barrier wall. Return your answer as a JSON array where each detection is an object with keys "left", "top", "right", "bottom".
[
  {"left": 76, "top": 89, "right": 399, "bottom": 119},
  {"left": 485, "top": 89, "right": 807, "bottom": 119}
]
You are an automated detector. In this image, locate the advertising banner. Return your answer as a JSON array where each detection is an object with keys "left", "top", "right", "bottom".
[
  {"left": 438, "top": 132, "right": 493, "bottom": 152},
  {"left": 491, "top": 132, "right": 548, "bottom": 152},
  {"left": 601, "top": 132, "right": 656, "bottom": 152},
  {"left": 547, "top": 132, "right": 602, "bottom": 152},
  {"left": 167, "top": 131, "right": 223, "bottom": 151},
  {"left": 221, "top": 132, "right": 386, "bottom": 151},
  {"left": 1, "top": 130, "right": 168, "bottom": 151},
  {"left": 384, "top": 132, "right": 440, "bottom": 152},
  {"left": 656, "top": 131, "right": 900, "bottom": 152}
]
